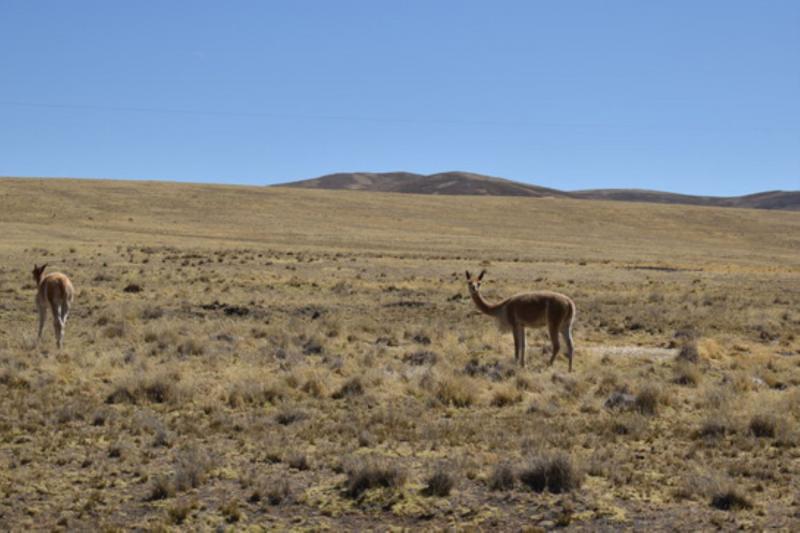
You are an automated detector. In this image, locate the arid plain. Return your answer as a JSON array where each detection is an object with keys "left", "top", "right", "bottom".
[{"left": 1, "top": 178, "right": 799, "bottom": 530}]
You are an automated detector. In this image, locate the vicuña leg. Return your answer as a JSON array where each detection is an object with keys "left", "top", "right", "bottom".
[
  {"left": 547, "top": 320, "right": 561, "bottom": 367},
  {"left": 61, "top": 302, "right": 70, "bottom": 331},
  {"left": 563, "top": 322, "right": 575, "bottom": 372},
  {"left": 518, "top": 326, "right": 527, "bottom": 367},
  {"left": 512, "top": 326, "right": 521, "bottom": 365},
  {"left": 37, "top": 303, "right": 46, "bottom": 343},
  {"left": 60, "top": 302, "right": 70, "bottom": 348},
  {"left": 50, "top": 301, "right": 63, "bottom": 348}
]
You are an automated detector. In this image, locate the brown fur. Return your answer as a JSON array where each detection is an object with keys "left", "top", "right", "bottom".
[
  {"left": 466, "top": 269, "right": 576, "bottom": 371},
  {"left": 33, "top": 264, "right": 74, "bottom": 349}
]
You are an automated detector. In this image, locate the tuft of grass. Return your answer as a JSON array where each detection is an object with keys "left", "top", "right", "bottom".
[
  {"left": 103, "top": 322, "right": 128, "bottom": 339},
  {"left": 518, "top": 452, "right": 583, "bottom": 494},
  {"left": 123, "top": 283, "right": 143, "bottom": 293},
  {"left": 435, "top": 375, "right": 476, "bottom": 408},
  {"left": 608, "top": 413, "right": 648, "bottom": 439},
  {"left": 167, "top": 500, "right": 193, "bottom": 525},
  {"left": 673, "top": 362, "right": 702, "bottom": 386},
  {"left": 490, "top": 385, "right": 522, "bottom": 407},
  {"left": 106, "top": 369, "right": 183, "bottom": 405},
  {"left": 178, "top": 338, "right": 205, "bottom": 356},
  {"left": 694, "top": 418, "right": 732, "bottom": 440},
  {"left": 711, "top": 488, "right": 752, "bottom": 511},
  {"left": 148, "top": 475, "right": 176, "bottom": 501},
  {"left": 634, "top": 385, "right": 662, "bottom": 416},
  {"left": 220, "top": 499, "right": 241, "bottom": 523},
  {"left": 286, "top": 453, "right": 310, "bottom": 471},
  {"left": 141, "top": 306, "right": 165, "bottom": 320},
  {"left": 172, "top": 446, "right": 214, "bottom": 493},
  {"left": 676, "top": 340, "right": 700, "bottom": 363},
  {"left": 332, "top": 377, "right": 364, "bottom": 400},
  {"left": 265, "top": 479, "right": 292, "bottom": 505},
  {"left": 421, "top": 466, "right": 455, "bottom": 497},
  {"left": 488, "top": 463, "right": 516, "bottom": 491},
  {"left": 749, "top": 414, "right": 777, "bottom": 438},
  {"left": 344, "top": 459, "right": 406, "bottom": 498},
  {"left": 227, "top": 379, "right": 283, "bottom": 408},
  {"left": 275, "top": 408, "right": 308, "bottom": 426}
]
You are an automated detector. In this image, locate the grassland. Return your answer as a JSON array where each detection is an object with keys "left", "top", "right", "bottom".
[{"left": 1, "top": 177, "right": 799, "bottom": 530}]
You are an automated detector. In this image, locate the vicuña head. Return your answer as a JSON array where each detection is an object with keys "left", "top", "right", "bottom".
[
  {"left": 465, "top": 268, "right": 577, "bottom": 371},
  {"left": 32, "top": 263, "right": 75, "bottom": 349},
  {"left": 465, "top": 269, "right": 486, "bottom": 295}
]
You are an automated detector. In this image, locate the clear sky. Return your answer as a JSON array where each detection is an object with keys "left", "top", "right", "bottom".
[{"left": 1, "top": 1, "right": 798, "bottom": 196}]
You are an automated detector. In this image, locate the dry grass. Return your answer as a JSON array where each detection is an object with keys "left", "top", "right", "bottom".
[{"left": 0, "top": 178, "right": 799, "bottom": 529}]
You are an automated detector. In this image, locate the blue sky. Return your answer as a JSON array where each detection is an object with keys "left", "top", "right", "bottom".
[{"left": 1, "top": 1, "right": 798, "bottom": 195}]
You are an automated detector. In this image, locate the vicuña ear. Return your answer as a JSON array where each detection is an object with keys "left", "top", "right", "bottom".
[
  {"left": 465, "top": 270, "right": 471, "bottom": 280},
  {"left": 41, "top": 263, "right": 48, "bottom": 272},
  {"left": 478, "top": 270, "right": 486, "bottom": 280}
]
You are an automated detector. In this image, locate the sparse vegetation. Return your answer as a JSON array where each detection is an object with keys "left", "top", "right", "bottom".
[{"left": 1, "top": 179, "right": 798, "bottom": 529}]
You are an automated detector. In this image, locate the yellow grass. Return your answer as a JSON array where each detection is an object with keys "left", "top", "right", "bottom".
[{"left": 0, "top": 177, "right": 799, "bottom": 530}]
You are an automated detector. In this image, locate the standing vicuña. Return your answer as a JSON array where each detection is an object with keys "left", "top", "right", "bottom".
[
  {"left": 466, "top": 270, "right": 576, "bottom": 371},
  {"left": 32, "top": 264, "right": 74, "bottom": 349}
]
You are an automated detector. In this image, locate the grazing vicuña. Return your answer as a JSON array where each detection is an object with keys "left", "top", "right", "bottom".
[
  {"left": 466, "top": 269, "right": 576, "bottom": 371},
  {"left": 32, "top": 263, "right": 74, "bottom": 349}
]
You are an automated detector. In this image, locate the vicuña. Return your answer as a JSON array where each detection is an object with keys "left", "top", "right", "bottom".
[
  {"left": 32, "top": 264, "right": 74, "bottom": 349},
  {"left": 466, "top": 269, "right": 576, "bottom": 371}
]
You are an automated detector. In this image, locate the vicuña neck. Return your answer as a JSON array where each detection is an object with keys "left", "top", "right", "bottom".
[{"left": 470, "top": 290, "right": 501, "bottom": 316}]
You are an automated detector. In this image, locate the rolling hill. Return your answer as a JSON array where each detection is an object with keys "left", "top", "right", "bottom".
[
  {"left": 278, "top": 171, "right": 800, "bottom": 211},
  {"left": 278, "top": 171, "right": 565, "bottom": 197}
]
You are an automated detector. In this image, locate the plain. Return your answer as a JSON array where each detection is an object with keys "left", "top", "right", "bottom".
[{"left": 1, "top": 178, "right": 799, "bottom": 530}]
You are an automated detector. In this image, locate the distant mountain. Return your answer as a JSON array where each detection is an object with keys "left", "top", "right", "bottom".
[
  {"left": 277, "top": 172, "right": 800, "bottom": 211},
  {"left": 278, "top": 171, "right": 567, "bottom": 198},
  {"left": 571, "top": 189, "right": 800, "bottom": 210}
]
